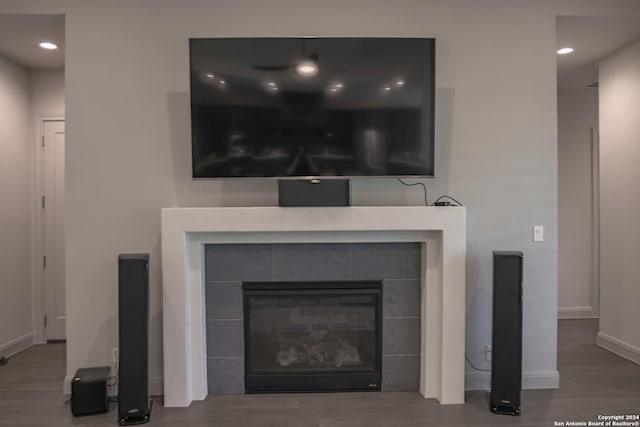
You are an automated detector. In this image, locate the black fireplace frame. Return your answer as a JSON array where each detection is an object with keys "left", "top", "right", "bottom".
[{"left": 242, "top": 280, "right": 383, "bottom": 393}]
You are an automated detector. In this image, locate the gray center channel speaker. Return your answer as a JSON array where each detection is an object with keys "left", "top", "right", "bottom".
[
  {"left": 489, "top": 251, "right": 523, "bottom": 416},
  {"left": 118, "top": 254, "right": 151, "bottom": 425},
  {"left": 278, "top": 179, "right": 351, "bottom": 207}
]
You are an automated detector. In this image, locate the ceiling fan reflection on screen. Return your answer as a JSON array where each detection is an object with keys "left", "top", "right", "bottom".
[{"left": 252, "top": 39, "right": 345, "bottom": 77}]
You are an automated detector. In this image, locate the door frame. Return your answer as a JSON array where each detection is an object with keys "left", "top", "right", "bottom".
[
  {"left": 590, "top": 127, "right": 600, "bottom": 318},
  {"left": 32, "top": 115, "right": 65, "bottom": 343}
]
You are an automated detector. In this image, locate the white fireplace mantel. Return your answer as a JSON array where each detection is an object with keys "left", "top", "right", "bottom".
[{"left": 161, "top": 206, "right": 466, "bottom": 407}]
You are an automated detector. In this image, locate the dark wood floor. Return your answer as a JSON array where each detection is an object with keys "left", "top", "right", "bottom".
[{"left": 1, "top": 319, "right": 639, "bottom": 426}]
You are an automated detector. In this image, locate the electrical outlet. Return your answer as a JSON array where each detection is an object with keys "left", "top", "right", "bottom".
[
  {"left": 485, "top": 344, "right": 492, "bottom": 361},
  {"left": 111, "top": 347, "right": 119, "bottom": 365},
  {"left": 533, "top": 225, "right": 544, "bottom": 242}
]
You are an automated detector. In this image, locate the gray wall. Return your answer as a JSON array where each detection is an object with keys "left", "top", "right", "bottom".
[
  {"left": 557, "top": 88, "right": 598, "bottom": 318},
  {"left": 0, "top": 57, "right": 65, "bottom": 354},
  {"left": 4, "top": 0, "right": 640, "bottom": 391},
  {"left": 30, "top": 70, "right": 65, "bottom": 117},
  {"left": 598, "top": 38, "right": 640, "bottom": 359},
  {"left": 0, "top": 55, "right": 32, "bottom": 355}
]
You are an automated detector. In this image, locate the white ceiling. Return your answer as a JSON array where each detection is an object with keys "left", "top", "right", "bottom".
[
  {"left": 557, "top": 16, "right": 640, "bottom": 89},
  {"left": 0, "top": 14, "right": 64, "bottom": 70},
  {"left": 0, "top": 13, "right": 639, "bottom": 85}
]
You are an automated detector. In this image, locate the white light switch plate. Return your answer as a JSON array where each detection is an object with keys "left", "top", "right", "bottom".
[{"left": 533, "top": 225, "right": 544, "bottom": 242}]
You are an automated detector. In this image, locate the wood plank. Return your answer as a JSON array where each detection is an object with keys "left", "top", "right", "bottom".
[{"left": 0, "top": 319, "right": 638, "bottom": 426}]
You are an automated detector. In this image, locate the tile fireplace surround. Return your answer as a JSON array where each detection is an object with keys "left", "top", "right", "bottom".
[{"left": 161, "top": 206, "right": 466, "bottom": 407}]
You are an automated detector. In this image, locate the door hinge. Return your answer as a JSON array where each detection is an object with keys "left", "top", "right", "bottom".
[
  {"left": 42, "top": 196, "right": 45, "bottom": 209},
  {"left": 43, "top": 256, "right": 46, "bottom": 269},
  {"left": 44, "top": 316, "right": 47, "bottom": 328},
  {"left": 41, "top": 135, "right": 44, "bottom": 148}
]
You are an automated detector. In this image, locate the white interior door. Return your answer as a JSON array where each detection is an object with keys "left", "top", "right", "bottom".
[{"left": 43, "top": 120, "right": 66, "bottom": 340}]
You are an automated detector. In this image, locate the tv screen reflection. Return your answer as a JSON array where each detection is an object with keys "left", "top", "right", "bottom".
[{"left": 189, "top": 38, "right": 435, "bottom": 178}]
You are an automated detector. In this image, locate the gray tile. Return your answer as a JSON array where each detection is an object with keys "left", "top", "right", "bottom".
[
  {"left": 382, "top": 355, "right": 420, "bottom": 391},
  {"left": 205, "top": 244, "right": 272, "bottom": 281},
  {"left": 206, "top": 281, "right": 242, "bottom": 320},
  {"left": 351, "top": 243, "right": 421, "bottom": 280},
  {"left": 273, "top": 243, "right": 350, "bottom": 281},
  {"left": 383, "top": 279, "right": 421, "bottom": 318},
  {"left": 207, "top": 357, "right": 244, "bottom": 394},
  {"left": 206, "top": 320, "right": 243, "bottom": 358},
  {"left": 383, "top": 317, "right": 420, "bottom": 355}
]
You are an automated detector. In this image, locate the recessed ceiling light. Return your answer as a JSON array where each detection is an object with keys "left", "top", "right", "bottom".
[
  {"left": 205, "top": 73, "right": 215, "bottom": 79},
  {"left": 39, "top": 41, "right": 59, "bottom": 50},
  {"left": 394, "top": 79, "right": 405, "bottom": 87},
  {"left": 557, "top": 47, "right": 574, "bottom": 55},
  {"left": 263, "top": 81, "right": 279, "bottom": 93},
  {"left": 294, "top": 59, "right": 319, "bottom": 77}
]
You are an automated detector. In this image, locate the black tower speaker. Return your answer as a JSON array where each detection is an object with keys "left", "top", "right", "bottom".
[
  {"left": 118, "top": 254, "right": 151, "bottom": 425},
  {"left": 489, "top": 251, "right": 523, "bottom": 416}
]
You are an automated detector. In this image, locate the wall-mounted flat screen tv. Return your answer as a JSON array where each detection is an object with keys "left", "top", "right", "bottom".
[{"left": 189, "top": 38, "right": 435, "bottom": 178}]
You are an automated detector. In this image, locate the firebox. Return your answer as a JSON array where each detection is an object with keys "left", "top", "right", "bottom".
[{"left": 242, "top": 281, "right": 382, "bottom": 393}]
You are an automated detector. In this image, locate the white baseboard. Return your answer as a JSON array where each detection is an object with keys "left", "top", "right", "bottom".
[
  {"left": 0, "top": 332, "right": 34, "bottom": 357},
  {"left": 63, "top": 375, "right": 73, "bottom": 395},
  {"left": 597, "top": 332, "right": 640, "bottom": 365},
  {"left": 63, "top": 375, "right": 164, "bottom": 396},
  {"left": 149, "top": 376, "right": 163, "bottom": 396},
  {"left": 465, "top": 371, "right": 490, "bottom": 391},
  {"left": 64, "top": 369, "right": 563, "bottom": 396},
  {"left": 465, "top": 370, "right": 560, "bottom": 391},
  {"left": 523, "top": 370, "right": 560, "bottom": 389},
  {"left": 558, "top": 306, "right": 598, "bottom": 319}
]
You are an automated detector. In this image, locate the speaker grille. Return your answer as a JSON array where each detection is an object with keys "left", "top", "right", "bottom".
[
  {"left": 118, "top": 254, "right": 151, "bottom": 424},
  {"left": 490, "top": 251, "right": 523, "bottom": 416}
]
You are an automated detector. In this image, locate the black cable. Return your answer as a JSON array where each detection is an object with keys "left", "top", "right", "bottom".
[
  {"left": 465, "top": 354, "right": 491, "bottom": 372},
  {"left": 432, "top": 195, "right": 464, "bottom": 206},
  {"left": 397, "top": 179, "right": 429, "bottom": 206}
]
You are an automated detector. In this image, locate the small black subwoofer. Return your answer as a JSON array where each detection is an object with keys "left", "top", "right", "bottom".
[
  {"left": 118, "top": 254, "right": 151, "bottom": 425},
  {"left": 71, "top": 366, "right": 110, "bottom": 416},
  {"left": 489, "top": 251, "right": 523, "bottom": 416}
]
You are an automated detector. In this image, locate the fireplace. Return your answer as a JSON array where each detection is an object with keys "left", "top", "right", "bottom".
[
  {"left": 161, "top": 206, "right": 467, "bottom": 407},
  {"left": 243, "top": 281, "right": 382, "bottom": 393}
]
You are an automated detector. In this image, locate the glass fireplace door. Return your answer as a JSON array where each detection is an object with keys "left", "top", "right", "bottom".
[{"left": 243, "top": 281, "right": 382, "bottom": 393}]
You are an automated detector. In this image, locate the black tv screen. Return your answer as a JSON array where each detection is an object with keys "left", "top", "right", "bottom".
[{"left": 189, "top": 38, "right": 435, "bottom": 178}]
